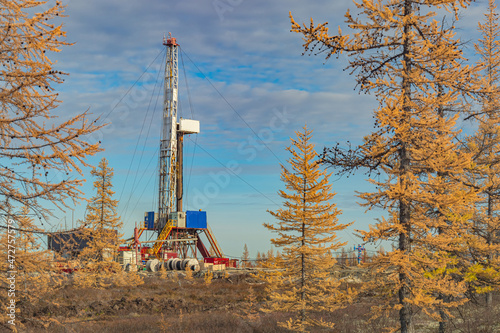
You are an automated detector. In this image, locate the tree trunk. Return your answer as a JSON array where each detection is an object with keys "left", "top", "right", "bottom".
[
  {"left": 437, "top": 84, "right": 448, "bottom": 333},
  {"left": 399, "top": 2, "right": 413, "bottom": 332},
  {"left": 398, "top": 184, "right": 412, "bottom": 333},
  {"left": 486, "top": 192, "right": 493, "bottom": 306},
  {"left": 486, "top": 292, "right": 493, "bottom": 306},
  {"left": 101, "top": 172, "right": 105, "bottom": 224},
  {"left": 301, "top": 177, "right": 306, "bottom": 326},
  {"left": 438, "top": 308, "right": 447, "bottom": 333}
]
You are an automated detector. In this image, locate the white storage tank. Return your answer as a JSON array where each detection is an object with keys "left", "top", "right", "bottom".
[{"left": 118, "top": 250, "right": 137, "bottom": 266}]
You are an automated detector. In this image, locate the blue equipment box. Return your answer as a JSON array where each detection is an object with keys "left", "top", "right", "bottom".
[
  {"left": 186, "top": 210, "right": 207, "bottom": 229},
  {"left": 144, "top": 211, "right": 155, "bottom": 229}
]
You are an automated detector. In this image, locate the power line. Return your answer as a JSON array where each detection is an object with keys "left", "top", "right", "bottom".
[
  {"left": 180, "top": 47, "right": 284, "bottom": 165},
  {"left": 118, "top": 52, "right": 164, "bottom": 204},
  {"left": 180, "top": 50, "right": 194, "bottom": 120},
  {"left": 0, "top": 224, "right": 85, "bottom": 235},
  {"left": 180, "top": 50, "right": 198, "bottom": 210},
  {"left": 99, "top": 48, "right": 165, "bottom": 125},
  {"left": 120, "top": 59, "right": 165, "bottom": 220},
  {"left": 121, "top": 146, "right": 160, "bottom": 221},
  {"left": 187, "top": 136, "right": 280, "bottom": 208},
  {"left": 125, "top": 147, "right": 161, "bottom": 223}
]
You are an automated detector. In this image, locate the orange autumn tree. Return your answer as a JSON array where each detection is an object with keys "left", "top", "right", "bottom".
[
  {"left": 290, "top": 1, "right": 479, "bottom": 332},
  {"left": 241, "top": 243, "right": 250, "bottom": 268},
  {"left": 0, "top": 0, "right": 102, "bottom": 218},
  {"left": 75, "top": 158, "right": 142, "bottom": 288},
  {"left": 0, "top": 209, "right": 47, "bottom": 328},
  {"left": 260, "top": 126, "right": 352, "bottom": 332},
  {"left": 0, "top": 0, "right": 103, "bottom": 327},
  {"left": 465, "top": 0, "right": 500, "bottom": 305},
  {"left": 0, "top": 206, "right": 63, "bottom": 327},
  {"left": 81, "top": 158, "right": 121, "bottom": 260}
]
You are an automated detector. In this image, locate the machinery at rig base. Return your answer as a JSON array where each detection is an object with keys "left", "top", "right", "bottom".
[{"left": 122, "top": 34, "right": 230, "bottom": 271}]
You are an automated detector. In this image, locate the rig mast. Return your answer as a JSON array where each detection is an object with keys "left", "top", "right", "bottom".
[
  {"left": 158, "top": 33, "right": 179, "bottom": 231},
  {"left": 128, "top": 34, "right": 227, "bottom": 270}
]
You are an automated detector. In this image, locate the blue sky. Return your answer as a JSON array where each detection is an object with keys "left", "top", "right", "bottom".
[{"left": 45, "top": 0, "right": 491, "bottom": 258}]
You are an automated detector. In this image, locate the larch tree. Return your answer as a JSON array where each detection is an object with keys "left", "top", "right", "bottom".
[
  {"left": 0, "top": 1, "right": 103, "bottom": 326},
  {"left": 74, "top": 158, "right": 141, "bottom": 288},
  {"left": 81, "top": 158, "right": 121, "bottom": 259},
  {"left": 255, "top": 251, "right": 262, "bottom": 267},
  {"left": 290, "top": 1, "right": 479, "bottom": 332},
  {"left": 464, "top": 0, "right": 500, "bottom": 305},
  {"left": 260, "top": 125, "right": 352, "bottom": 332},
  {"left": 0, "top": 0, "right": 103, "bottom": 219},
  {"left": 0, "top": 206, "right": 63, "bottom": 328},
  {"left": 241, "top": 243, "right": 250, "bottom": 268}
]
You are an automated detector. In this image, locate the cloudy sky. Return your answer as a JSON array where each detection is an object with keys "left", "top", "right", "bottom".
[{"left": 45, "top": 0, "right": 490, "bottom": 258}]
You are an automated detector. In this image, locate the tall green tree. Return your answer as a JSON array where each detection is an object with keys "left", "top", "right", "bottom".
[
  {"left": 261, "top": 125, "right": 352, "bottom": 332},
  {"left": 290, "top": 1, "right": 478, "bottom": 331}
]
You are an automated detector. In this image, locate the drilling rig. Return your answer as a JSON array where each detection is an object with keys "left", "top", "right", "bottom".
[{"left": 124, "top": 34, "right": 228, "bottom": 271}]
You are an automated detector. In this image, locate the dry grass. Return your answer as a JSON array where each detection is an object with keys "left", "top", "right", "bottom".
[
  {"left": 447, "top": 297, "right": 500, "bottom": 333},
  {"left": 3, "top": 271, "right": 499, "bottom": 333}
]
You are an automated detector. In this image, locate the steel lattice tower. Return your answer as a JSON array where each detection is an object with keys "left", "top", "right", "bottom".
[{"left": 158, "top": 33, "right": 178, "bottom": 231}]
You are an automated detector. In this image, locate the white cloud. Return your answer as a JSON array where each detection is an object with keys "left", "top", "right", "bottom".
[{"left": 48, "top": 0, "right": 490, "bottom": 255}]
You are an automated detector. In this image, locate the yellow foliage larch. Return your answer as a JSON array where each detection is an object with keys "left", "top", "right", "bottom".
[
  {"left": 260, "top": 125, "right": 353, "bottom": 332},
  {"left": 291, "top": 1, "right": 480, "bottom": 332}
]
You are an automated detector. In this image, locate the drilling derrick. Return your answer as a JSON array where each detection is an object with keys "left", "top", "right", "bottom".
[
  {"left": 158, "top": 33, "right": 178, "bottom": 231},
  {"left": 126, "top": 34, "right": 230, "bottom": 272}
]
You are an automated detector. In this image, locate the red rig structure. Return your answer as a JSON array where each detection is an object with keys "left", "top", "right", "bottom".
[{"left": 122, "top": 34, "right": 230, "bottom": 271}]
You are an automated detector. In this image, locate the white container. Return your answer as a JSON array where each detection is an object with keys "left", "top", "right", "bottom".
[
  {"left": 178, "top": 119, "right": 200, "bottom": 134},
  {"left": 168, "top": 212, "right": 186, "bottom": 228},
  {"left": 118, "top": 251, "right": 137, "bottom": 265}
]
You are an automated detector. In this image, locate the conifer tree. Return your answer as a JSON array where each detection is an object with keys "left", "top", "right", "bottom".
[
  {"left": 339, "top": 247, "right": 347, "bottom": 266},
  {"left": 0, "top": 206, "right": 71, "bottom": 327},
  {"left": 74, "top": 158, "right": 142, "bottom": 288},
  {"left": 82, "top": 158, "right": 121, "bottom": 259},
  {"left": 241, "top": 243, "right": 250, "bottom": 268},
  {"left": 261, "top": 125, "right": 352, "bottom": 332},
  {"left": 290, "top": 1, "right": 478, "bottom": 331},
  {"left": 255, "top": 251, "right": 262, "bottom": 267},
  {"left": 0, "top": 0, "right": 102, "bottom": 218},
  {"left": 465, "top": 0, "right": 500, "bottom": 305},
  {"left": 0, "top": 207, "right": 61, "bottom": 300}
]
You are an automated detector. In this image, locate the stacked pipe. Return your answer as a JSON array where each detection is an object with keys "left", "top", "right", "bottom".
[
  {"left": 146, "top": 258, "right": 161, "bottom": 272},
  {"left": 164, "top": 258, "right": 200, "bottom": 271}
]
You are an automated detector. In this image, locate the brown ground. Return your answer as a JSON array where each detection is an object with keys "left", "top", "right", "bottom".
[
  {"left": 3, "top": 270, "right": 285, "bottom": 333},
  {"left": 2, "top": 269, "right": 500, "bottom": 333}
]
